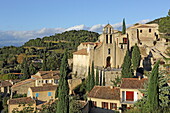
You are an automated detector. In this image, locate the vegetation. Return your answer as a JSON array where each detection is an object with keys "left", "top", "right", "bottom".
[
  {"left": 121, "top": 51, "right": 133, "bottom": 78},
  {"left": 132, "top": 44, "right": 141, "bottom": 75},
  {"left": 95, "top": 68, "right": 99, "bottom": 85},
  {"left": 128, "top": 61, "right": 170, "bottom": 113},
  {"left": 147, "top": 60, "right": 159, "bottom": 112},
  {"left": 56, "top": 50, "right": 69, "bottom": 113},
  {"left": 122, "top": 18, "right": 126, "bottom": 34}
]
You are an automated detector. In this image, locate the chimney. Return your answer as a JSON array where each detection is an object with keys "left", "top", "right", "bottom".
[{"left": 138, "top": 76, "right": 141, "bottom": 80}]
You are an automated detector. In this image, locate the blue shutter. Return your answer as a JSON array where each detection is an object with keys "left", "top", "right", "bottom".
[
  {"left": 48, "top": 92, "right": 52, "bottom": 96},
  {"left": 35, "top": 93, "right": 39, "bottom": 97}
]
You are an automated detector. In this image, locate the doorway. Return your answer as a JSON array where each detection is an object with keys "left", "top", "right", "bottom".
[{"left": 106, "top": 56, "right": 111, "bottom": 67}]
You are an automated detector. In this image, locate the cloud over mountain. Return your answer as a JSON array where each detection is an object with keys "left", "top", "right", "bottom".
[{"left": 0, "top": 19, "right": 150, "bottom": 47}]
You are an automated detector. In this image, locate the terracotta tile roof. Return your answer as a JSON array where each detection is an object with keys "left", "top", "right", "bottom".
[
  {"left": 120, "top": 78, "right": 148, "bottom": 89},
  {"left": 137, "top": 25, "right": 157, "bottom": 28},
  {"left": 31, "top": 75, "right": 42, "bottom": 79},
  {"left": 37, "top": 71, "right": 60, "bottom": 79},
  {"left": 82, "top": 42, "right": 99, "bottom": 45},
  {"left": 12, "top": 79, "right": 35, "bottom": 88},
  {"left": 73, "top": 49, "right": 88, "bottom": 55},
  {"left": 88, "top": 86, "right": 120, "bottom": 100},
  {"left": 30, "top": 85, "right": 58, "bottom": 92},
  {"left": 0, "top": 80, "right": 12, "bottom": 87},
  {"left": 8, "top": 97, "right": 35, "bottom": 105}
]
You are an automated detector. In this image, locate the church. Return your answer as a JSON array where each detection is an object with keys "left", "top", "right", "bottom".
[{"left": 72, "top": 23, "right": 168, "bottom": 85}]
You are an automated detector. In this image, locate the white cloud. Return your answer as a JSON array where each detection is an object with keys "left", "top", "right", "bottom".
[{"left": 0, "top": 19, "right": 150, "bottom": 47}]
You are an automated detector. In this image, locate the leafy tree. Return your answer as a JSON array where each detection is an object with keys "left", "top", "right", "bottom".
[
  {"left": 95, "top": 68, "right": 99, "bottom": 85},
  {"left": 56, "top": 50, "right": 69, "bottom": 113},
  {"left": 132, "top": 44, "right": 141, "bottom": 75},
  {"left": 111, "top": 76, "right": 121, "bottom": 87},
  {"left": 122, "top": 18, "right": 126, "bottom": 34},
  {"left": 69, "top": 99, "right": 82, "bottom": 113},
  {"left": 147, "top": 60, "right": 160, "bottom": 112},
  {"left": 29, "top": 63, "right": 36, "bottom": 75},
  {"left": 121, "top": 50, "right": 133, "bottom": 78}
]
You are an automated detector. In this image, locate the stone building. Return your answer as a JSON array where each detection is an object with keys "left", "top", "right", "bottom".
[
  {"left": 27, "top": 85, "right": 58, "bottom": 102},
  {"left": 8, "top": 97, "right": 36, "bottom": 113},
  {"left": 73, "top": 24, "right": 126, "bottom": 81},
  {"left": 73, "top": 23, "right": 169, "bottom": 85}
]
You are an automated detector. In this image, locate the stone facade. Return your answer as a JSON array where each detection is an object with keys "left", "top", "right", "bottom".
[
  {"left": 73, "top": 24, "right": 126, "bottom": 79},
  {"left": 73, "top": 23, "right": 169, "bottom": 82}
]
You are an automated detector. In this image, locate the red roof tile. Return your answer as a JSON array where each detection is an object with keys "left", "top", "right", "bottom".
[
  {"left": 88, "top": 86, "right": 120, "bottom": 100},
  {"left": 8, "top": 97, "right": 35, "bottom": 105},
  {"left": 73, "top": 49, "right": 88, "bottom": 55},
  {"left": 120, "top": 78, "right": 148, "bottom": 89}
]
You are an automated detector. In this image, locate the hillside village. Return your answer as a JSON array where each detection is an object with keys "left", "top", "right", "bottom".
[{"left": 0, "top": 15, "right": 170, "bottom": 113}]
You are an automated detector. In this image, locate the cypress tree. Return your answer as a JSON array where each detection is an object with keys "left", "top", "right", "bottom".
[
  {"left": 87, "top": 66, "right": 91, "bottom": 92},
  {"left": 132, "top": 44, "right": 141, "bottom": 75},
  {"left": 95, "top": 68, "right": 99, "bottom": 85},
  {"left": 42, "top": 50, "right": 47, "bottom": 71},
  {"left": 90, "top": 61, "right": 95, "bottom": 89},
  {"left": 21, "top": 58, "right": 29, "bottom": 80},
  {"left": 121, "top": 50, "right": 133, "bottom": 78},
  {"left": 56, "top": 51, "right": 69, "bottom": 113},
  {"left": 147, "top": 60, "right": 160, "bottom": 112},
  {"left": 122, "top": 18, "right": 126, "bottom": 34},
  {"left": 102, "top": 71, "right": 105, "bottom": 86}
]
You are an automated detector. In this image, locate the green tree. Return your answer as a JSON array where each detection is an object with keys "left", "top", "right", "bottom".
[
  {"left": 95, "top": 68, "right": 99, "bottom": 85},
  {"left": 69, "top": 99, "right": 82, "bottom": 113},
  {"left": 122, "top": 18, "right": 126, "bottom": 34},
  {"left": 90, "top": 62, "right": 95, "bottom": 89},
  {"left": 147, "top": 60, "right": 160, "bottom": 112},
  {"left": 132, "top": 44, "right": 141, "bottom": 75},
  {"left": 29, "top": 63, "right": 36, "bottom": 75},
  {"left": 56, "top": 50, "right": 69, "bottom": 113},
  {"left": 102, "top": 71, "right": 105, "bottom": 86},
  {"left": 21, "top": 58, "right": 29, "bottom": 80},
  {"left": 86, "top": 66, "right": 91, "bottom": 92},
  {"left": 42, "top": 50, "right": 47, "bottom": 71},
  {"left": 121, "top": 51, "right": 133, "bottom": 78}
]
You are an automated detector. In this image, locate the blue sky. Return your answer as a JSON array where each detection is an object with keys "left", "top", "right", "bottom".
[{"left": 0, "top": 0, "right": 169, "bottom": 46}]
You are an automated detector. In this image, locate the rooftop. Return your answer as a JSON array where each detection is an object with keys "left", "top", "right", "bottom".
[
  {"left": 88, "top": 86, "right": 120, "bottom": 100},
  {"left": 8, "top": 97, "right": 35, "bottom": 105},
  {"left": 73, "top": 49, "right": 88, "bottom": 55},
  {"left": 0, "top": 80, "right": 12, "bottom": 87},
  {"left": 35, "top": 71, "right": 60, "bottom": 79},
  {"left": 120, "top": 78, "right": 148, "bottom": 89},
  {"left": 12, "top": 79, "right": 35, "bottom": 88},
  {"left": 30, "top": 85, "right": 58, "bottom": 92}
]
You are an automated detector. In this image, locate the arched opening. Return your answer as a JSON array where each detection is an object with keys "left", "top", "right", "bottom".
[{"left": 106, "top": 56, "right": 111, "bottom": 67}]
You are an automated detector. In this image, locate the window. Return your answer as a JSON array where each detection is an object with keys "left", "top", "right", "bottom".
[
  {"left": 27, "top": 91, "right": 30, "bottom": 96},
  {"left": 110, "top": 103, "right": 117, "bottom": 110},
  {"left": 102, "top": 102, "right": 108, "bottom": 109},
  {"left": 108, "top": 48, "right": 111, "bottom": 54},
  {"left": 48, "top": 92, "right": 52, "bottom": 96},
  {"left": 126, "top": 91, "right": 134, "bottom": 101},
  {"left": 35, "top": 93, "right": 39, "bottom": 97},
  {"left": 140, "top": 30, "right": 142, "bottom": 33},
  {"left": 149, "top": 29, "right": 151, "bottom": 33},
  {"left": 110, "top": 35, "right": 112, "bottom": 43},
  {"left": 123, "top": 38, "right": 128, "bottom": 44},
  {"left": 46, "top": 80, "right": 48, "bottom": 83},
  {"left": 106, "top": 35, "right": 108, "bottom": 43},
  {"left": 55, "top": 80, "right": 59, "bottom": 84}
]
